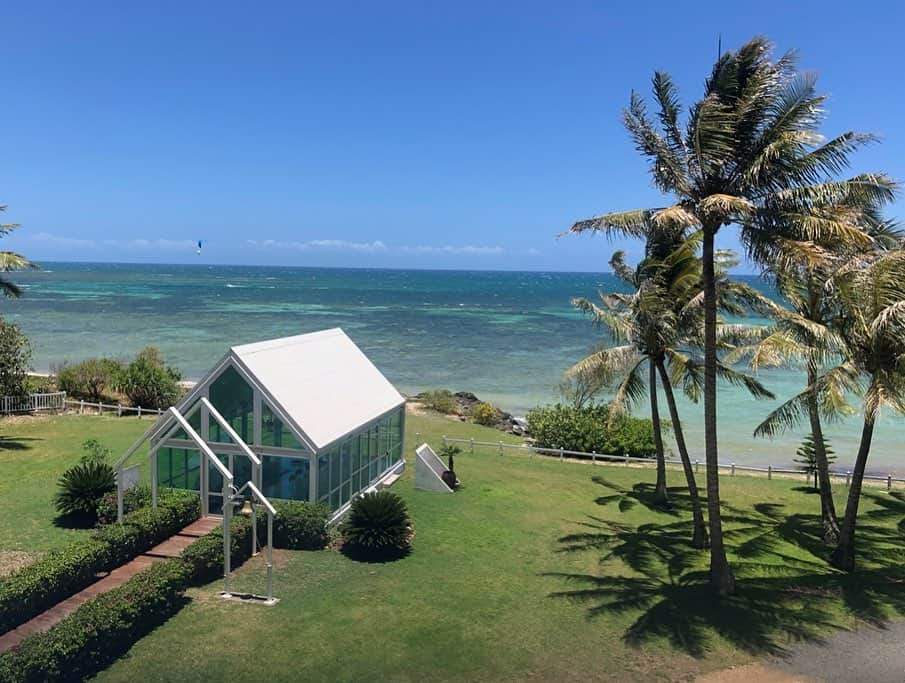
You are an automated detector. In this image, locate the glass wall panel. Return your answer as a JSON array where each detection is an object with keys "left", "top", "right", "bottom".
[
  {"left": 351, "top": 436, "right": 360, "bottom": 474},
  {"left": 369, "top": 426, "right": 379, "bottom": 479},
  {"left": 341, "top": 442, "right": 351, "bottom": 488},
  {"left": 208, "top": 365, "right": 254, "bottom": 444},
  {"left": 261, "top": 403, "right": 306, "bottom": 450},
  {"left": 262, "top": 455, "right": 310, "bottom": 501},
  {"left": 317, "top": 454, "right": 329, "bottom": 504},
  {"left": 329, "top": 447, "right": 340, "bottom": 492},
  {"left": 157, "top": 448, "right": 201, "bottom": 491},
  {"left": 232, "top": 455, "right": 253, "bottom": 490}
]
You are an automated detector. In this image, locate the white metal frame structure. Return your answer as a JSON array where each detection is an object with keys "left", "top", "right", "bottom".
[
  {"left": 140, "top": 329, "right": 406, "bottom": 523},
  {"left": 115, "top": 399, "right": 281, "bottom": 602}
]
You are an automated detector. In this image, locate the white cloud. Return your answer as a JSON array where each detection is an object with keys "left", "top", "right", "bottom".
[
  {"left": 398, "top": 244, "right": 504, "bottom": 255},
  {"left": 249, "top": 239, "right": 506, "bottom": 256},
  {"left": 27, "top": 232, "right": 518, "bottom": 258},
  {"left": 30, "top": 233, "right": 196, "bottom": 250},
  {"left": 246, "top": 239, "right": 388, "bottom": 252}
]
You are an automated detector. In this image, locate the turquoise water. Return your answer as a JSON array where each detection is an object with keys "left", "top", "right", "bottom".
[{"left": 7, "top": 262, "right": 905, "bottom": 474}]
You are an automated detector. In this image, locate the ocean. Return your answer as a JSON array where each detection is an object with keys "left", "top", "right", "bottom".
[{"left": 7, "top": 262, "right": 905, "bottom": 474}]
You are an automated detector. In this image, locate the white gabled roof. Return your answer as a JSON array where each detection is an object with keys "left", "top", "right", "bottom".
[{"left": 230, "top": 328, "right": 404, "bottom": 450}]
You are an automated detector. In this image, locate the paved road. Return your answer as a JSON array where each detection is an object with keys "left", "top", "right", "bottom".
[
  {"left": 701, "top": 620, "right": 905, "bottom": 682},
  {"left": 768, "top": 621, "right": 905, "bottom": 682}
]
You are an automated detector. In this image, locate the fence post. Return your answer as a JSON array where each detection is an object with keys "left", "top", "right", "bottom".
[
  {"left": 768, "top": 465, "right": 772, "bottom": 480},
  {"left": 888, "top": 474, "right": 893, "bottom": 492},
  {"left": 79, "top": 400, "right": 84, "bottom": 414},
  {"left": 592, "top": 450, "right": 597, "bottom": 466},
  {"left": 731, "top": 463, "right": 736, "bottom": 476},
  {"left": 624, "top": 453, "right": 629, "bottom": 466},
  {"left": 695, "top": 459, "right": 699, "bottom": 473},
  {"left": 845, "top": 471, "right": 851, "bottom": 486},
  {"left": 117, "top": 404, "right": 122, "bottom": 417},
  {"left": 498, "top": 441, "right": 503, "bottom": 456},
  {"left": 98, "top": 402, "right": 102, "bottom": 416},
  {"left": 470, "top": 437, "right": 474, "bottom": 454},
  {"left": 559, "top": 446, "right": 564, "bottom": 463},
  {"left": 137, "top": 406, "right": 142, "bottom": 419}
]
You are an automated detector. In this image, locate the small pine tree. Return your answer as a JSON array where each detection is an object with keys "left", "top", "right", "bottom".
[{"left": 794, "top": 433, "right": 836, "bottom": 490}]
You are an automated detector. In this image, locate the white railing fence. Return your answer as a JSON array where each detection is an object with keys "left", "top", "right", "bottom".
[
  {"left": 436, "top": 435, "right": 905, "bottom": 492},
  {"left": 65, "top": 399, "right": 165, "bottom": 418},
  {"left": 0, "top": 391, "right": 67, "bottom": 414}
]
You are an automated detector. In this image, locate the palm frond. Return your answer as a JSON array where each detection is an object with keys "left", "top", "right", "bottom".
[{"left": 565, "top": 209, "right": 658, "bottom": 239}]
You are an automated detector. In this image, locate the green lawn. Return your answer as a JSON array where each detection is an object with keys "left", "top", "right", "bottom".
[
  {"left": 3, "top": 411, "right": 905, "bottom": 681},
  {"left": 0, "top": 415, "right": 149, "bottom": 554}
]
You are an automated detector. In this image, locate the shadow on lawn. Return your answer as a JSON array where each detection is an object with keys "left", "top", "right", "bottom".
[
  {"left": 52, "top": 512, "right": 97, "bottom": 529},
  {"left": 546, "top": 487, "right": 905, "bottom": 657},
  {"left": 0, "top": 434, "right": 38, "bottom": 451}
]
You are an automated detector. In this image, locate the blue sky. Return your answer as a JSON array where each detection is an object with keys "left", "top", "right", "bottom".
[{"left": 3, "top": 1, "right": 904, "bottom": 272}]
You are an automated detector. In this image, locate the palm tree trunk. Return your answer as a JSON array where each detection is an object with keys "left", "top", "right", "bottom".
[
  {"left": 657, "top": 360, "right": 708, "bottom": 549},
  {"left": 649, "top": 360, "right": 668, "bottom": 504},
  {"left": 806, "top": 359, "right": 840, "bottom": 545},
  {"left": 702, "top": 226, "right": 735, "bottom": 595},
  {"left": 830, "top": 416, "right": 875, "bottom": 572}
]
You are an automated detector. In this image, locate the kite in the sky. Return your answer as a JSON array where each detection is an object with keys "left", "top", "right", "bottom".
[{"left": 196, "top": 240, "right": 203, "bottom": 255}]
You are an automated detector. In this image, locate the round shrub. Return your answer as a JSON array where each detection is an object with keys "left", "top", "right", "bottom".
[
  {"left": 419, "top": 389, "right": 458, "bottom": 414},
  {"left": 342, "top": 490, "right": 412, "bottom": 560},
  {"left": 526, "top": 403, "right": 658, "bottom": 458},
  {"left": 54, "top": 460, "right": 115, "bottom": 520},
  {"left": 115, "top": 346, "right": 182, "bottom": 410},
  {"left": 470, "top": 401, "right": 497, "bottom": 426},
  {"left": 96, "top": 484, "right": 152, "bottom": 526},
  {"left": 257, "top": 500, "right": 329, "bottom": 550}
]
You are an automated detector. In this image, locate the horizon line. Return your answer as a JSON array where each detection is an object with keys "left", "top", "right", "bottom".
[{"left": 25, "top": 258, "right": 765, "bottom": 278}]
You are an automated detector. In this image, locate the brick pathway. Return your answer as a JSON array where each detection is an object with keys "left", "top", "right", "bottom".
[{"left": 0, "top": 517, "right": 220, "bottom": 653}]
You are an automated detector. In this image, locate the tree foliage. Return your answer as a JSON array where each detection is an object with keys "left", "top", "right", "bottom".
[
  {"left": 0, "top": 320, "right": 32, "bottom": 398},
  {"left": 114, "top": 347, "right": 182, "bottom": 410},
  {"left": 55, "top": 358, "right": 123, "bottom": 402}
]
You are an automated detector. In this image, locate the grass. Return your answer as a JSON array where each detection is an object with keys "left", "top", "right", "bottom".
[
  {"left": 3, "top": 410, "right": 905, "bottom": 681},
  {"left": 0, "top": 414, "right": 148, "bottom": 553}
]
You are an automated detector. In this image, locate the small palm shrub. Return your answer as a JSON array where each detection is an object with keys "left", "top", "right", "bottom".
[
  {"left": 438, "top": 443, "right": 461, "bottom": 490},
  {"left": 54, "top": 459, "right": 115, "bottom": 521},
  {"left": 795, "top": 433, "right": 836, "bottom": 491},
  {"left": 342, "top": 490, "right": 412, "bottom": 560}
]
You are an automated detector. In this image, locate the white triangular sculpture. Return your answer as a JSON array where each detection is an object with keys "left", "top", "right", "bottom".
[{"left": 415, "top": 444, "right": 454, "bottom": 493}]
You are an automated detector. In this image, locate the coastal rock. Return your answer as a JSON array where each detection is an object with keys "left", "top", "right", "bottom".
[{"left": 410, "top": 390, "right": 527, "bottom": 436}]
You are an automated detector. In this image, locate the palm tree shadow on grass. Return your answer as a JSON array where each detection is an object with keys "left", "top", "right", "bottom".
[
  {"left": 591, "top": 476, "right": 699, "bottom": 517},
  {"left": 0, "top": 434, "right": 39, "bottom": 451},
  {"left": 546, "top": 498, "right": 905, "bottom": 657}
]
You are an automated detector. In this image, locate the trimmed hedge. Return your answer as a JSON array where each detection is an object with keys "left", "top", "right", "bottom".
[
  {"left": 181, "top": 515, "right": 253, "bottom": 584},
  {"left": 0, "top": 515, "right": 256, "bottom": 682},
  {"left": 95, "top": 484, "right": 151, "bottom": 526},
  {"left": 0, "top": 559, "right": 192, "bottom": 682},
  {"left": 0, "top": 539, "right": 109, "bottom": 637},
  {"left": 0, "top": 491, "right": 199, "bottom": 635},
  {"left": 259, "top": 500, "right": 329, "bottom": 551}
]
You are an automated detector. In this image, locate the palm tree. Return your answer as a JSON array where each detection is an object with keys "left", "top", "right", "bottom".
[
  {"left": 570, "top": 237, "right": 772, "bottom": 549},
  {"left": 742, "top": 258, "right": 848, "bottom": 544},
  {"left": 0, "top": 205, "right": 36, "bottom": 297},
  {"left": 826, "top": 251, "right": 905, "bottom": 571},
  {"left": 565, "top": 37, "right": 894, "bottom": 594},
  {"left": 742, "top": 214, "right": 899, "bottom": 546}
]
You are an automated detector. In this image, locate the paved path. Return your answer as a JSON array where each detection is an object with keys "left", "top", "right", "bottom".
[
  {"left": 0, "top": 517, "right": 220, "bottom": 653},
  {"left": 700, "top": 620, "right": 905, "bottom": 682}
]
